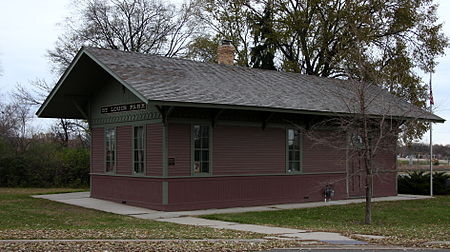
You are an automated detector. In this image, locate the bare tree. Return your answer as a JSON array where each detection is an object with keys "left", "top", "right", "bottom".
[
  {"left": 49, "top": 0, "right": 201, "bottom": 74},
  {"left": 13, "top": 79, "right": 89, "bottom": 147},
  {"left": 0, "top": 99, "right": 34, "bottom": 153},
  {"left": 0, "top": 100, "right": 18, "bottom": 139}
]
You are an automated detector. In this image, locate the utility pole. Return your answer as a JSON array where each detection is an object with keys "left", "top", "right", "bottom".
[{"left": 429, "top": 72, "right": 433, "bottom": 197}]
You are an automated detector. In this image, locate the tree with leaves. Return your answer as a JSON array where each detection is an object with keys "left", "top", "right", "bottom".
[
  {"left": 194, "top": 0, "right": 253, "bottom": 66},
  {"left": 196, "top": 0, "right": 447, "bottom": 143},
  {"left": 249, "top": 0, "right": 277, "bottom": 70},
  {"left": 186, "top": 35, "right": 220, "bottom": 63}
]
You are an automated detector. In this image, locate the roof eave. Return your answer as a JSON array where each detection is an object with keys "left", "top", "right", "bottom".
[{"left": 148, "top": 100, "right": 445, "bottom": 123}]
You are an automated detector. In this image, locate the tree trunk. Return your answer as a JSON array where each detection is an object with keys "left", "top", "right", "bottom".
[{"left": 365, "top": 171, "right": 373, "bottom": 224}]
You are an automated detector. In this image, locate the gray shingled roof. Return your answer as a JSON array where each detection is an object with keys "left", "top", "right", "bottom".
[{"left": 84, "top": 47, "right": 443, "bottom": 122}]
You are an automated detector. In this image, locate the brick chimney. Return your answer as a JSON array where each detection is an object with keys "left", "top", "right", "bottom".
[{"left": 217, "top": 40, "right": 235, "bottom": 65}]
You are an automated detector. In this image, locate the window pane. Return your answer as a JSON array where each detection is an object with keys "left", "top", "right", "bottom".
[
  {"left": 194, "top": 125, "right": 200, "bottom": 138},
  {"left": 201, "top": 126, "right": 209, "bottom": 137},
  {"left": 288, "top": 129, "right": 294, "bottom": 141},
  {"left": 202, "top": 150, "right": 209, "bottom": 161},
  {"left": 138, "top": 139, "right": 142, "bottom": 150},
  {"left": 202, "top": 137, "right": 209, "bottom": 148},
  {"left": 133, "top": 126, "right": 145, "bottom": 174},
  {"left": 134, "top": 162, "right": 143, "bottom": 174},
  {"left": 195, "top": 150, "right": 200, "bottom": 161},
  {"left": 287, "top": 128, "right": 301, "bottom": 173},
  {"left": 291, "top": 162, "right": 300, "bottom": 171},
  {"left": 193, "top": 125, "right": 210, "bottom": 174},
  {"left": 201, "top": 162, "right": 209, "bottom": 173},
  {"left": 293, "top": 135, "right": 300, "bottom": 149},
  {"left": 194, "top": 137, "right": 201, "bottom": 148},
  {"left": 105, "top": 128, "right": 116, "bottom": 173}
]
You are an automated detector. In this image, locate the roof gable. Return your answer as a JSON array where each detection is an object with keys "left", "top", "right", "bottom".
[{"left": 36, "top": 48, "right": 147, "bottom": 119}]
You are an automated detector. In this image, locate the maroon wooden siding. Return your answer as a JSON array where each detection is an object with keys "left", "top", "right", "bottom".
[
  {"left": 213, "top": 126, "right": 285, "bottom": 175},
  {"left": 116, "top": 126, "right": 132, "bottom": 175},
  {"left": 91, "top": 127, "right": 104, "bottom": 174},
  {"left": 168, "top": 123, "right": 191, "bottom": 176},
  {"left": 147, "top": 123, "right": 163, "bottom": 176},
  {"left": 167, "top": 174, "right": 347, "bottom": 210},
  {"left": 373, "top": 147, "right": 397, "bottom": 197},
  {"left": 89, "top": 121, "right": 397, "bottom": 211},
  {"left": 91, "top": 175, "right": 163, "bottom": 209},
  {"left": 303, "top": 134, "right": 346, "bottom": 173}
]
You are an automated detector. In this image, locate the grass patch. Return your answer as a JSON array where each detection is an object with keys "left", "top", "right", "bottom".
[
  {"left": 202, "top": 196, "right": 450, "bottom": 247},
  {"left": 0, "top": 188, "right": 261, "bottom": 240}
]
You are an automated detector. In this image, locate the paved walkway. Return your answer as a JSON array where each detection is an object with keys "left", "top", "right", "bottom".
[{"left": 33, "top": 193, "right": 431, "bottom": 245}]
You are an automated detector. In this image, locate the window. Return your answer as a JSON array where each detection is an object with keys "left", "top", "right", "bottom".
[
  {"left": 193, "top": 125, "right": 210, "bottom": 174},
  {"left": 287, "top": 128, "right": 301, "bottom": 173},
  {"left": 105, "top": 128, "right": 116, "bottom": 173},
  {"left": 133, "top": 126, "right": 145, "bottom": 174}
]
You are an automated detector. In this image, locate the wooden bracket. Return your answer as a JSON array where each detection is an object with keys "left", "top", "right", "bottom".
[
  {"left": 156, "top": 106, "right": 174, "bottom": 125},
  {"left": 71, "top": 99, "right": 88, "bottom": 119},
  {"left": 262, "top": 112, "right": 275, "bottom": 129},
  {"left": 211, "top": 109, "right": 225, "bottom": 128}
]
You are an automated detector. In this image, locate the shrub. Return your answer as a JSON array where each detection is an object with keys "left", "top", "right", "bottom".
[
  {"left": 0, "top": 140, "right": 89, "bottom": 188},
  {"left": 398, "top": 171, "right": 450, "bottom": 195}
]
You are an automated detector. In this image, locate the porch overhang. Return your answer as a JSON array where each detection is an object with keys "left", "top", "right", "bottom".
[{"left": 36, "top": 48, "right": 147, "bottom": 119}]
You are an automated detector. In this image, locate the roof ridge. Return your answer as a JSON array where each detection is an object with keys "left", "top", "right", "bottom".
[{"left": 82, "top": 46, "right": 336, "bottom": 80}]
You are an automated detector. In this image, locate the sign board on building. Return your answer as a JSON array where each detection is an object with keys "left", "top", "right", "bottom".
[{"left": 101, "top": 102, "right": 147, "bottom": 114}]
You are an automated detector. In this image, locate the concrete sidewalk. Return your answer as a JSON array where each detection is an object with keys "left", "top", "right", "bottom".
[
  {"left": 33, "top": 193, "right": 431, "bottom": 245},
  {"left": 33, "top": 193, "right": 431, "bottom": 219}
]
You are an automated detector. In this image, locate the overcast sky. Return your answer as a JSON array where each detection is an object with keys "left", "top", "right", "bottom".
[{"left": 0, "top": 0, "right": 449, "bottom": 144}]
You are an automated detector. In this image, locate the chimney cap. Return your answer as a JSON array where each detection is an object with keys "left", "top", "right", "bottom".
[{"left": 221, "top": 39, "right": 232, "bottom": 46}]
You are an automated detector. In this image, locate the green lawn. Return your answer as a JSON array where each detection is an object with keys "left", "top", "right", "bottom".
[
  {"left": 0, "top": 188, "right": 261, "bottom": 240},
  {"left": 202, "top": 196, "right": 450, "bottom": 247}
]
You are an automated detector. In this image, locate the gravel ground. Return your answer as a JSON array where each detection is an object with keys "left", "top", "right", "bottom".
[
  {"left": 0, "top": 228, "right": 262, "bottom": 240},
  {"left": 0, "top": 240, "right": 318, "bottom": 252}
]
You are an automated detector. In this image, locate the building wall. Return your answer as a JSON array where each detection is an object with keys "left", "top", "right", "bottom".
[
  {"left": 303, "top": 134, "right": 346, "bottom": 173},
  {"left": 91, "top": 175, "right": 163, "bottom": 209},
  {"left": 166, "top": 174, "right": 347, "bottom": 211},
  {"left": 213, "top": 125, "right": 286, "bottom": 175},
  {"left": 147, "top": 123, "right": 164, "bottom": 177},
  {"left": 91, "top": 127, "right": 104, "bottom": 174},
  {"left": 168, "top": 124, "right": 191, "bottom": 176},
  {"left": 90, "top": 118, "right": 397, "bottom": 211}
]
